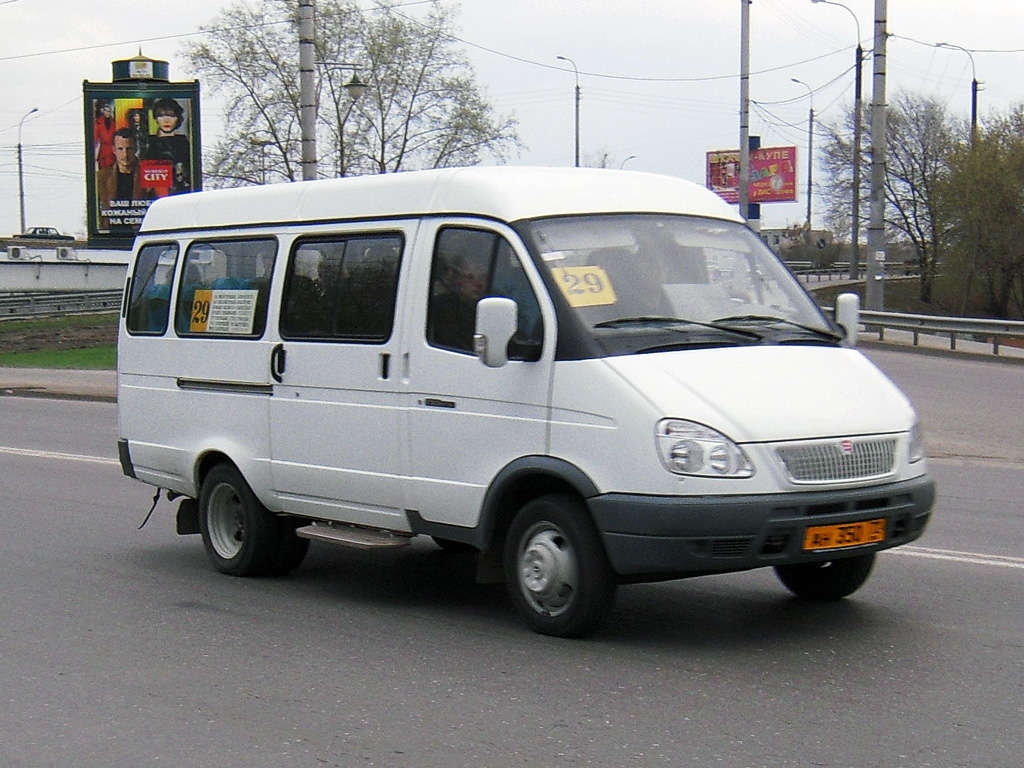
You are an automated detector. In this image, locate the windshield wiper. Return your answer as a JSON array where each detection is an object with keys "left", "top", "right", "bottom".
[
  {"left": 594, "top": 316, "right": 762, "bottom": 341},
  {"left": 711, "top": 314, "right": 843, "bottom": 342}
]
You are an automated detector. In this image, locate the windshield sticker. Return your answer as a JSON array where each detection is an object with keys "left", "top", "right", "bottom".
[
  {"left": 551, "top": 266, "right": 617, "bottom": 307},
  {"left": 190, "top": 289, "right": 259, "bottom": 334}
]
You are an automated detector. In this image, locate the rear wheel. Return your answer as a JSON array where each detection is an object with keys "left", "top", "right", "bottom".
[
  {"left": 199, "top": 463, "right": 285, "bottom": 577},
  {"left": 270, "top": 517, "right": 311, "bottom": 576},
  {"left": 504, "top": 494, "right": 616, "bottom": 637},
  {"left": 774, "top": 553, "right": 876, "bottom": 600}
]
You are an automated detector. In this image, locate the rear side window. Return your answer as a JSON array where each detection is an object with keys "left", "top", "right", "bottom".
[
  {"left": 174, "top": 238, "right": 277, "bottom": 337},
  {"left": 280, "top": 233, "right": 404, "bottom": 342},
  {"left": 125, "top": 242, "right": 179, "bottom": 335}
]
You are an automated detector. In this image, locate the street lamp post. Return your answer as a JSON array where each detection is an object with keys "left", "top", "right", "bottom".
[
  {"left": 17, "top": 107, "right": 38, "bottom": 234},
  {"left": 320, "top": 62, "right": 369, "bottom": 176},
  {"left": 556, "top": 55, "right": 581, "bottom": 167},
  {"left": 249, "top": 139, "right": 272, "bottom": 185},
  {"left": 937, "top": 42, "right": 978, "bottom": 141},
  {"left": 811, "top": 0, "right": 863, "bottom": 279},
  {"left": 791, "top": 79, "right": 814, "bottom": 231}
]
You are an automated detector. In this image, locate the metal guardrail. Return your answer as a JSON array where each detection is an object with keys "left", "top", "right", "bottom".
[
  {"left": 789, "top": 262, "right": 917, "bottom": 282},
  {"left": 859, "top": 309, "right": 1024, "bottom": 356},
  {"left": 2, "top": 289, "right": 1022, "bottom": 357},
  {"left": 0, "top": 290, "right": 123, "bottom": 321}
]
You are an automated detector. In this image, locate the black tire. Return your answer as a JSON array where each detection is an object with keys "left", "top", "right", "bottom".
[
  {"left": 503, "top": 494, "right": 616, "bottom": 638},
  {"left": 431, "top": 536, "right": 476, "bottom": 553},
  {"left": 199, "top": 463, "right": 281, "bottom": 577},
  {"left": 774, "top": 552, "right": 876, "bottom": 600},
  {"left": 270, "top": 517, "right": 311, "bottom": 576}
]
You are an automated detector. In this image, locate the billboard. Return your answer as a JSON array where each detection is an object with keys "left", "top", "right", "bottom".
[
  {"left": 84, "top": 80, "right": 201, "bottom": 245},
  {"left": 706, "top": 146, "right": 797, "bottom": 204}
]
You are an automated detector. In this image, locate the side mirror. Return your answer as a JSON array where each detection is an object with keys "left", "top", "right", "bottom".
[
  {"left": 474, "top": 297, "right": 518, "bottom": 368},
  {"left": 834, "top": 292, "right": 860, "bottom": 348}
]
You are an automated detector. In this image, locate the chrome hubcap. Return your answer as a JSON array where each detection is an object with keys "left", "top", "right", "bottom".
[{"left": 518, "top": 525, "right": 577, "bottom": 617}]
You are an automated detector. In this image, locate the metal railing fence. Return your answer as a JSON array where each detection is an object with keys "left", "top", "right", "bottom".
[
  {"left": 858, "top": 309, "right": 1024, "bottom": 355},
  {"left": 0, "top": 290, "right": 123, "bottom": 321},
  {"left": 2, "top": 289, "right": 1023, "bottom": 356}
]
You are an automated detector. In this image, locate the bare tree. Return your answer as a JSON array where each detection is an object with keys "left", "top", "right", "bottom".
[
  {"left": 183, "top": 0, "right": 520, "bottom": 186},
  {"left": 883, "top": 92, "right": 958, "bottom": 304},
  {"left": 818, "top": 104, "right": 867, "bottom": 242},
  {"left": 185, "top": 1, "right": 304, "bottom": 185},
  {"left": 819, "top": 92, "right": 960, "bottom": 303}
]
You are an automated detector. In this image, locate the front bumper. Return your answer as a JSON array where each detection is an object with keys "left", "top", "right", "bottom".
[{"left": 587, "top": 474, "right": 935, "bottom": 578}]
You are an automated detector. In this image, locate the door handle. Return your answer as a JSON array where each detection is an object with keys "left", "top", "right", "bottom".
[{"left": 270, "top": 343, "right": 286, "bottom": 383}]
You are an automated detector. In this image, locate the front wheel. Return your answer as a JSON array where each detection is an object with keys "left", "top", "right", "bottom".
[
  {"left": 504, "top": 494, "right": 616, "bottom": 638},
  {"left": 774, "top": 552, "right": 876, "bottom": 600}
]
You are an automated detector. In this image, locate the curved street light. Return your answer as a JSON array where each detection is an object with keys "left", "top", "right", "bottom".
[
  {"left": 18, "top": 107, "right": 38, "bottom": 234},
  {"left": 811, "top": 0, "right": 864, "bottom": 279},
  {"left": 556, "top": 55, "right": 581, "bottom": 167},
  {"left": 791, "top": 79, "right": 814, "bottom": 231},
  {"left": 936, "top": 41, "right": 978, "bottom": 140}
]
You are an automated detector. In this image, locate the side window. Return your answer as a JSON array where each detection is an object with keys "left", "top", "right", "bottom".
[
  {"left": 427, "top": 228, "right": 543, "bottom": 360},
  {"left": 174, "top": 238, "right": 276, "bottom": 337},
  {"left": 125, "top": 243, "right": 179, "bottom": 335},
  {"left": 279, "top": 233, "right": 403, "bottom": 342}
]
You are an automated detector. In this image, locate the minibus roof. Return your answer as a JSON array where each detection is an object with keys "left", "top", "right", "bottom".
[{"left": 138, "top": 166, "right": 744, "bottom": 234}]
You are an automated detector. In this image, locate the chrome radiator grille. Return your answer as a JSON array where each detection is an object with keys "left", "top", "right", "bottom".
[{"left": 775, "top": 439, "right": 897, "bottom": 483}]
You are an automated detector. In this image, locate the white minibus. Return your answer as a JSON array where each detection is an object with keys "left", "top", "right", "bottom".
[{"left": 117, "top": 167, "right": 934, "bottom": 636}]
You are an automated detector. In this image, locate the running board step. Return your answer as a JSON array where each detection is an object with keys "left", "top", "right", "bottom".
[{"left": 296, "top": 523, "right": 413, "bottom": 549}]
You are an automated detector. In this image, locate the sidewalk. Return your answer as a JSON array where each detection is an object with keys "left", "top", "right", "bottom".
[{"left": 0, "top": 367, "right": 117, "bottom": 402}]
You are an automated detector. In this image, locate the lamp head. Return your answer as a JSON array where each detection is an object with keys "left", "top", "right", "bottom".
[{"left": 344, "top": 73, "right": 368, "bottom": 102}]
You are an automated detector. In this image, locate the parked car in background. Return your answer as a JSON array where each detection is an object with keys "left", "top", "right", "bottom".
[{"left": 14, "top": 227, "right": 75, "bottom": 241}]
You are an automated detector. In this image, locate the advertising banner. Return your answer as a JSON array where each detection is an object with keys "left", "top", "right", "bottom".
[
  {"left": 84, "top": 80, "right": 201, "bottom": 245},
  {"left": 706, "top": 146, "right": 797, "bottom": 204}
]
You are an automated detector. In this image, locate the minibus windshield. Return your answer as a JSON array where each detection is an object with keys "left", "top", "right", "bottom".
[{"left": 522, "top": 214, "right": 838, "bottom": 353}]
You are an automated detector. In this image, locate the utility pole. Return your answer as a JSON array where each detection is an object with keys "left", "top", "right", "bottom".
[
  {"left": 17, "top": 107, "right": 38, "bottom": 234},
  {"left": 865, "top": 0, "right": 887, "bottom": 311},
  {"left": 299, "top": 0, "right": 317, "bottom": 181},
  {"left": 739, "top": 0, "right": 752, "bottom": 225}
]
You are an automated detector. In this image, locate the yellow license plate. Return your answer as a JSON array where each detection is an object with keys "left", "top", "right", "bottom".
[{"left": 803, "top": 518, "right": 886, "bottom": 551}]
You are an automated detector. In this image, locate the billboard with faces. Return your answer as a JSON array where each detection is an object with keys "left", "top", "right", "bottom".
[{"left": 84, "top": 80, "right": 201, "bottom": 246}]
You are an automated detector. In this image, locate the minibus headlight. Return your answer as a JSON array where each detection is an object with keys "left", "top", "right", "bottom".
[
  {"left": 908, "top": 422, "right": 926, "bottom": 464},
  {"left": 656, "top": 419, "right": 754, "bottom": 478}
]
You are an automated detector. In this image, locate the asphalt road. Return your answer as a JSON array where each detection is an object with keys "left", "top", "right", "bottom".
[{"left": 0, "top": 350, "right": 1021, "bottom": 768}]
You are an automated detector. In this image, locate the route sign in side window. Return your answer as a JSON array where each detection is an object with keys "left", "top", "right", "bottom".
[
  {"left": 126, "top": 242, "right": 179, "bottom": 335},
  {"left": 427, "top": 227, "right": 543, "bottom": 360},
  {"left": 174, "top": 238, "right": 277, "bottom": 338},
  {"left": 279, "top": 233, "right": 404, "bottom": 342}
]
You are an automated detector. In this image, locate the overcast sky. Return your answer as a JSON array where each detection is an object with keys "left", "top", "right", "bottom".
[{"left": 2, "top": 0, "right": 1023, "bottom": 237}]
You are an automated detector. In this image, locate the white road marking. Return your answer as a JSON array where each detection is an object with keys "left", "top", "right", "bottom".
[
  {"left": 0, "top": 445, "right": 119, "bottom": 466},
  {"left": 890, "top": 545, "right": 1024, "bottom": 570},
  {"left": 3, "top": 444, "right": 1021, "bottom": 572}
]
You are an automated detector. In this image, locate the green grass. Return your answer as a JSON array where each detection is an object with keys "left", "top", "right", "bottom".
[
  {"left": 0, "top": 312, "right": 118, "bottom": 369},
  {"left": 0, "top": 346, "right": 116, "bottom": 369}
]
